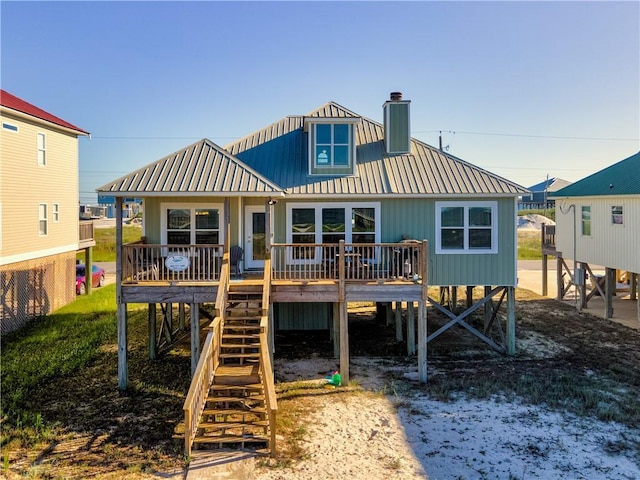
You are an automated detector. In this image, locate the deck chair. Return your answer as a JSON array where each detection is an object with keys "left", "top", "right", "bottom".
[{"left": 230, "top": 245, "right": 244, "bottom": 276}]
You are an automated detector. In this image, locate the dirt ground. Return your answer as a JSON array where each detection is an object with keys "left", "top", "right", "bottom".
[{"left": 3, "top": 288, "right": 640, "bottom": 479}]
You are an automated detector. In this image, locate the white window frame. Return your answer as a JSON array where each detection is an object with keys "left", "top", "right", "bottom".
[
  {"left": 53, "top": 203, "right": 60, "bottom": 223},
  {"left": 160, "top": 202, "right": 224, "bottom": 246},
  {"left": 435, "top": 201, "right": 498, "bottom": 254},
  {"left": 286, "top": 202, "right": 381, "bottom": 264},
  {"left": 39, "top": 203, "right": 48, "bottom": 236},
  {"left": 37, "top": 132, "right": 46, "bottom": 166},
  {"left": 611, "top": 205, "right": 623, "bottom": 225},
  {"left": 307, "top": 119, "right": 359, "bottom": 175}
]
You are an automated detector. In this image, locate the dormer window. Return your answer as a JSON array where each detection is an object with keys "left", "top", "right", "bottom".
[{"left": 307, "top": 118, "right": 359, "bottom": 175}]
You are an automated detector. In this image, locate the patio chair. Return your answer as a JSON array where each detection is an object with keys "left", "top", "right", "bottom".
[{"left": 230, "top": 245, "right": 244, "bottom": 276}]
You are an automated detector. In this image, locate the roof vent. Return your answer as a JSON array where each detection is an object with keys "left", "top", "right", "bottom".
[{"left": 390, "top": 92, "right": 403, "bottom": 101}]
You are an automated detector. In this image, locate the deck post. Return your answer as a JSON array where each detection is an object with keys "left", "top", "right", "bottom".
[
  {"left": 179, "top": 303, "right": 186, "bottom": 331},
  {"left": 190, "top": 302, "right": 200, "bottom": 375},
  {"left": 339, "top": 300, "right": 349, "bottom": 384},
  {"left": 466, "top": 286, "right": 474, "bottom": 309},
  {"left": 385, "top": 302, "right": 392, "bottom": 326},
  {"left": 556, "top": 256, "right": 563, "bottom": 301},
  {"left": 542, "top": 253, "right": 548, "bottom": 296},
  {"left": 115, "top": 196, "right": 128, "bottom": 391},
  {"left": 579, "top": 263, "right": 588, "bottom": 309},
  {"left": 332, "top": 302, "right": 340, "bottom": 358},
  {"left": 605, "top": 267, "right": 615, "bottom": 318},
  {"left": 84, "top": 246, "right": 93, "bottom": 295},
  {"left": 484, "top": 286, "right": 492, "bottom": 331},
  {"left": 117, "top": 303, "right": 128, "bottom": 390},
  {"left": 506, "top": 286, "right": 516, "bottom": 355},
  {"left": 417, "top": 300, "right": 427, "bottom": 383},
  {"left": 395, "top": 301, "right": 403, "bottom": 341},
  {"left": 148, "top": 303, "right": 157, "bottom": 360},
  {"left": 407, "top": 302, "right": 415, "bottom": 355},
  {"left": 630, "top": 273, "right": 637, "bottom": 301}
]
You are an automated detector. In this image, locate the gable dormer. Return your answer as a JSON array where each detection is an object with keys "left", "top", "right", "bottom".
[
  {"left": 383, "top": 92, "right": 411, "bottom": 155},
  {"left": 304, "top": 105, "right": 360, "bottom": 176}
]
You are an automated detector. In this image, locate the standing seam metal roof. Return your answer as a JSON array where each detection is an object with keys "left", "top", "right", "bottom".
[
  {"left": 96, "top": 139, "right": 284, "bottom": 195},
  {"left": 551, "top": 151, "right": 640, "bottom": 197},
  {"left": 224, "top": 101, "right": 527, "bottom": 196}
]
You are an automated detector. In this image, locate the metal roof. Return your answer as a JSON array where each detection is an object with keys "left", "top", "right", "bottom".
[
  {"left": 96, "top": 139, "right": 284, "bottom": 196},
  {"left": 224, "top": 101, "right": 528, "bottom": 197},
  {"left": 99, "top": 100, "right": 528, "bottom": 198},
  {"left": 0, "top": 89, "right": 89, "bottom": 135},
  {"left": 551, "top": 151, "right": 640, "bottom": 197}
]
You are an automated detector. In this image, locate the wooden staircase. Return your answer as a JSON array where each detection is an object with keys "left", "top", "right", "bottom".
[{"left": 192, "top": 284, "right": 273, "bottom": 454}]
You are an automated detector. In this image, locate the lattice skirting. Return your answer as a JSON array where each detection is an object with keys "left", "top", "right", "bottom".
[{"left": 1, "top": 252, "right": 76, "bottom": 335}]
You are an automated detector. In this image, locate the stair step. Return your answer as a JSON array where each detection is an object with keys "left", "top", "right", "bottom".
[
  {"left": 207, "top": 395, "right": 265, "bottom": 403},
  {"left": 221, "top": 343, "right": 261, "bottom": 349},
  {"left": 202, "top": 407, "right": 267, "bottom": 416},
  {"left": 220, "top": 353, "right": 260, "bottom": 359},
  {"left": 193, "top": 434, "right": 269, "bottom": 444},
  {"left": 198, "top": 421, "right": 269, "bottom": 430},
  {"left": 223, "top": 325, "right": 261, "bottom": 331},
  {"left": 210, "top": 383, "right": 263, "bottom": 391},
  {"left": 214, "top": 365, "right": 260, "bottom": 385},
  {"left": 222, "top": 334, "right": 261, "bottom": 340}
]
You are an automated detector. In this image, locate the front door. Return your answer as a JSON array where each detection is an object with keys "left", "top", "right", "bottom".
[{"left": 244, "top": 206, "right": 266, "bottom": 269}]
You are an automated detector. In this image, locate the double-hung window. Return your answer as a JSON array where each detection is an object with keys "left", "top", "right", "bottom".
[
  {"left": 435, "top": 201, "right": 497, "bottom": 254},
  {"left": 38, "top": 204, "right": 48, "bottom": 235},
  {"left": 53, "top": 203, "right": 60, "bottom": 222},
  {"left": 287, "top": 202, "right": 380, "bottom": 262},
  {"left": 37, "top": 133, "right": 46, "bottom": 166}
]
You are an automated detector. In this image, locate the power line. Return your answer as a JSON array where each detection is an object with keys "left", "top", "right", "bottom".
[{"left": 413, "top": 130, "right": 638, "bottom": 142}]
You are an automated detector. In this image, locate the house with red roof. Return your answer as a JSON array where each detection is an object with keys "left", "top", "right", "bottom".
[{"left": 0, "top": 89, "right": 90, "bottom": 334}]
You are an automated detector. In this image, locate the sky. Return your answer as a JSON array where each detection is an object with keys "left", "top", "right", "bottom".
[{"left": 2, "top": 1, "right": 638, "bottom": 204}]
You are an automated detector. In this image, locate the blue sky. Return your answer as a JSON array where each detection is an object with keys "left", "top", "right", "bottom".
[{"left": 2, "top": 1, "right": 638, "bottom": 203}]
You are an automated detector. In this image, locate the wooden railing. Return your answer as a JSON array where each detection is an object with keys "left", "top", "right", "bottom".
[
  {"left": 122, "top": 244, "right": 224, "bottom": 283},
  {"left": 270, "top": 241, "right": 424, "bottom": 282},
  {"left": 183, "top": 253, "right": 229, "bottom": 457},
  {"left": 259, "top": 259, "right": 277, "bottom": 456},
  {"left": 78, "top": 221, "right": 95, "bottom": 248},
  {"left": 183, "top": 318, "right": 221, "bottom": 457}
]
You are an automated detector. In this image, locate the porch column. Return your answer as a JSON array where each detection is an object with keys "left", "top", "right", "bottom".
[
  {"left": 115, "top": 196, "right": 128, "bottom": 390},
  {"left": 265, "top": 200, "right": 272, "bottom": 257},
  {"left": 506, "top": 286, "right": 516, "bottom": 355},
  {"left": 190, "top": 303, "right": 200, "bottom": 375},
  {"left": 224, "top": 198, "right": 230, "bottom": 252},
  {"left": 542, "top": 252, "right": 548, "bottom": 296},
  {"left": 484, "top": 286, "right": 492, "bottom": 331},
  {"left": 556, "top": 256, "right": 563, "bottom": 301},
  {"left": 84, "top": 246, "right": 93, "bottom": 295}
]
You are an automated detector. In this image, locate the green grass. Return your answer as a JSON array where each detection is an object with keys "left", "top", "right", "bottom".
[
  {"left": 77, "top": 225, "right": 142, "bottom": 262},
  {"left": 0, "top": 285, "right": 117, "bottom": 424},
  {"left": 517, "top": 230, "right": 542, "bottom": 260}
]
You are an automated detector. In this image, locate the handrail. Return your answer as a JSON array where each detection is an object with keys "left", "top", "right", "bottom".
[
  {"left": 260, "top": 259, "right": 277, "bottom": 456},
  {"left": 182, "top": 317, "right": 221, "bottom": 457},
  {"left": 259, "top": 316, "right": 278, "bottom": 457}
]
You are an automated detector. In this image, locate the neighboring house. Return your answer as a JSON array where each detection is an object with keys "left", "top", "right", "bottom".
[
  {"left": 519, "top": 177, "right": 571, "bottom": 210},
  {"left": 549, "top": 151, "right": 640, "bottom": 322},
  {"left": 98, "top": 92, "right": 528, "bottom": 455},
  {"left": 0, "top": 90, "right": 90, "bottom": 334}
]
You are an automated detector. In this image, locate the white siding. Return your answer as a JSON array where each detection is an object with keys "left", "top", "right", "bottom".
[{"left": 555, "top": 196, "right": 640, "bottom": 272}]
